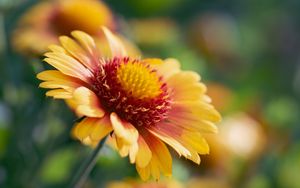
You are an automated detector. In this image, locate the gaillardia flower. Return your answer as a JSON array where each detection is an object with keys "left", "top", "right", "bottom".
[{"left": 37, "top": 28, "right": 221, "bottom": 180}]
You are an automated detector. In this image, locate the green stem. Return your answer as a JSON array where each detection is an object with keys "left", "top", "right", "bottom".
[{"left": 68, "top": 137, "right": 107, "bottom": 188}]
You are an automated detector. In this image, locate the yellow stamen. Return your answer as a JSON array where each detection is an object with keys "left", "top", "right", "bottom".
[{"left": 117, "top": 61, "right": 162, "bottom": 99}]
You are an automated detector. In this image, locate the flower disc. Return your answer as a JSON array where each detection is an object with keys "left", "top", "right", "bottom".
[{"left": 92, "top": 57, "right": 172, "bottom": 127}]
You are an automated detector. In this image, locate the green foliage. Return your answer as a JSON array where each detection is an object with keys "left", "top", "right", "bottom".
[{"left": 40, "top": 148, "right": 78, "bottom": 184}]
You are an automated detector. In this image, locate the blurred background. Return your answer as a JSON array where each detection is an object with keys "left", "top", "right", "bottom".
[{"left": 1, "top": 0, "right": 300, "bottom": 187}]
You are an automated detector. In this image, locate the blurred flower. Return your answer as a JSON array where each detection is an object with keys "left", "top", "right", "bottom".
[
  {"left": 37, "top": 28, "right": 221, "bottom": 180},
  {"left": 219, "top": 113, "right": 266, "bottom": 160},
  {"left": 188, "top": 13, "right": 241, "bottom": 68},
  {"left": 12, "top": 0, "right": 115, "bottom": 56},
  {"left": 199, "top": 112, "right": 267, "bottom": 175},
  {"left": 129, "top": 18, "right": 179, "bottom": 47},
  {"left": 106, "top": 179, "right": 182, "bottom": 188}
]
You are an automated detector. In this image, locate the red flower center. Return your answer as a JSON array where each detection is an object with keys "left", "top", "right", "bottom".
[{"left": 91, "top": 57, "right": 172, "bottom": 127}]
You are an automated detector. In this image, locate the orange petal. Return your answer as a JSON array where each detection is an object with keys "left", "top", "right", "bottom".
[
  {"left": 73, "top": 87, "right": 105, "bottom": 118},
  {"left": 102, "top": 27, "right": 127, "bottom": 58}
]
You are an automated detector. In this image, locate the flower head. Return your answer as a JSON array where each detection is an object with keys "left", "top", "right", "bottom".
[{"left": 37, "top": 27, "right": 221, "bottom": 180}]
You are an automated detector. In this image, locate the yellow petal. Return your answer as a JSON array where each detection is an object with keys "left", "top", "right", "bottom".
[
  {"left": 150, "top": 161, "right": 161, "bottom": 180},
  {"left": 65, "top": 98, "right": 78, "bottom": 112},
  {"left": 136, "top": 165, "right": 150, "bottom": 181},
  {"left": 72, "top": 116, "right": 112, "bottom": 146},
  {"left": 181, "top": 132, "right": 210, "bottom": 155},
  {"left": 71, "top": 30, "right": 97, "bottom": 56},
  {"left": 142, "top": 58, "right": 164, "bottom": 66},
  {"left": 102, "top": 27, "right": 127, "bottom": 58},
  {"left": 167, "top": 111, "right": 218, "bottom": 134},
  {"left": 72, "top": 118, "right": 96, "bottom": 140},
  {"left": 109, "top": 113, "right": 140, "bottom": 163},
  {"left": 112, "top": 134, "right": 138, "bottom": 163},
  {"left": 136, "top": 132, "right": 172, "bottom": 180},
  {"left": 172, "top": 101, "right": 221, "bottom": 123},
  {"left": 167, "top": 71, "right": 207, "bottom": 101},
  {"left": 37, "top": 70, "right": 83, "bottom": 83},
  {"left": 148, "top": 127, "right": 191, "bottom": 158},
  {"left": 151, "top": 58, "right": 180, "bottom": 79},
  {"left": 39, "top": 81, "right": 76, "bottom": 92},
  {"left": 110, "top": 112, "right": 138, "bottom": 145},
  {"left": 46, "top": 89, "right": 72, "bottom": 99},
  {"left": 48, "top": 45, "right": 66, "bottom": 53},
  {"left": 129, "top": 141, "right": 139, "bottom": 164},
  {"left": 114, "top": 135, "right": 128, "bottom": 156},
  {"left": 44, "top": 52, "right": 92, "bottom": 83},
  {"left": 82, "top": 136, "right": 93, "bottom": 146},
  {"left": 90, "top": 115, "right": 112, "bottom": 141},
  {"left": 59, "top": 36, "right": 97, "bottom": 70},
  {"left": 37, "top": 70, "right": 84, "bottom": 92},
  {"left": 184, "top": 146, "right": 201, "bottom": 164},
  {"left": 136, "top": 135, "right": 152, "bottom": 168},
  {"left": 149, "top": 121, "right": 210, "bottom": 164},
  {"left": 73, "top": 87, "right": 105, "bottom": 118}
]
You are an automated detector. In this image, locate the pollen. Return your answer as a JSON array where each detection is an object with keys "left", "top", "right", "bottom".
[{"left": 116, "top": 61, "right": 162, "bottom": 100}]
